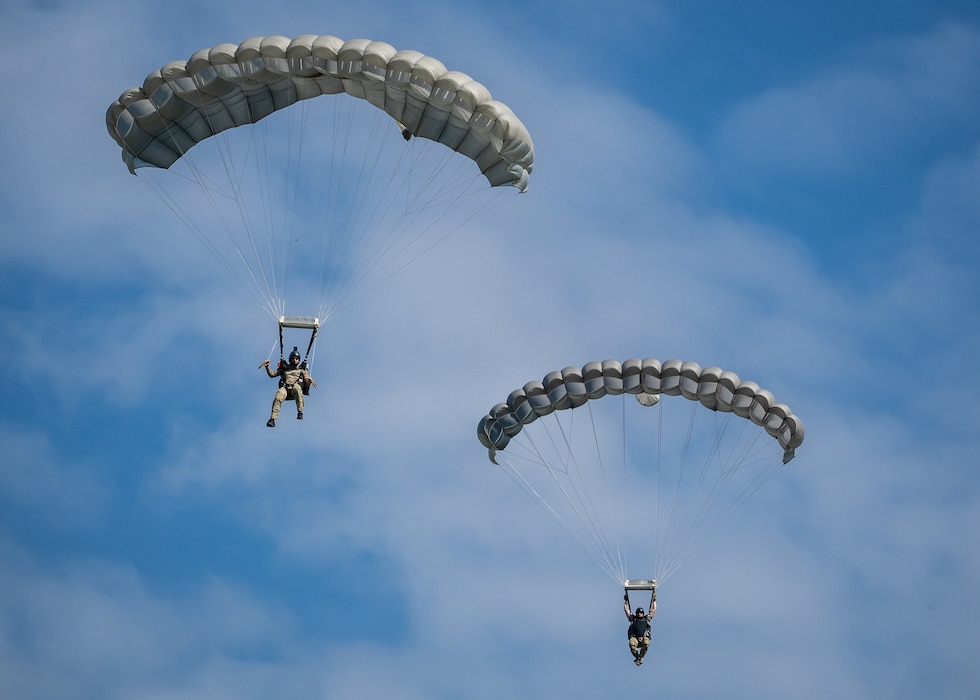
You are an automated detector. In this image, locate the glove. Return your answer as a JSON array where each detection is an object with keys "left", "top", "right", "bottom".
[{"left": 624, "top": 593, "right": 629, "bottom": 602}]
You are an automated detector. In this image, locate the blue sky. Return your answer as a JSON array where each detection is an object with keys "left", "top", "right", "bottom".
[{"left": 2, "top": 0, "right": 979, "bottom": 698}]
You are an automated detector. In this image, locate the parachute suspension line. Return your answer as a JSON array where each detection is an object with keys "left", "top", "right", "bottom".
[
  {"left": 217, "top": 133, "right": 283, "bottom": 319},
  {"left": 709, "top": 417, "right": 786, "bottom": 518},
  {"left": 288, "top": 100, "right": 330, "bottom": 321},
  {"left": 502, "top": 413, "right": 625, "bottom": 584},
  {"left": 314, "top": 98, "right": 393, "bottom": 321},
  {"left": 655, "top": 404, "right": 723, "bottom": 581},
  {"left": 681, "top": 413, "right": 772, "bottom": 553},
  {"left": 554, "top": 407, "right": 626, "bottom": 581},
  {"left": 310, "top": 101, "right": 515, "bottom": 322},
  {"left": 657, "top": 453, "right": 785, "bottom": 584},
  {"left": 657, "top": 407, "right": 786, "bottom": 584},
  {"left": 669, "top": 413, "right": 737, "bottom": 566},
  {"left": 194, "top": 96, "right": 285, "bottom": 319},
  {"left": 321, "top": 168, "right": 505, "bottom": 322},
  {"left": 589, "top": 396, "right": 626, "bottom": 582},
  {"left": 243, "top": 113, "right": 305, "bottom": 319},
  {"left": 254, "top": 100, "right": 325, "bottom": 321},
  {"left": 656, "top": 400, "right": 701, "bottom": 582},
  {"left": 491, "top": 395, "right": 793, "bottom": 588},
  {"left": 266, "top": 337, "right": 279, "bottom": 364},
  {"left": 724, "top": 415, "right": 784, "bottom": 474},
  {"left": 349, "top": 136, "right": 442, "bottom": 274},
  {"left": 144, "top": 95, "right": 285, "bottom": 321},
  {"left": 496, "top": 453, "right": 622, "bottom": 584},
  {"left": 384, "top": 149, "right": 508, "bottom": 260},
  {"left": 621, "top": 395, "right": 630, "bottom": 581},
  {"left": 654, "top": 400, "right": 723, "bottom": 582},
  {"left": 320, "top": 111, "right": 438, "bottom": 312},
  {"left": 661, "top": 402, "right": 717, "bottom": 577},
  {"left": 328, "top": 98, "right": 379, "bottom": 312},
  {"left": 253, "top": 117, "right": 287, "bottom": 318},
  {"left": 315, "top": 97, "right": 346, "bottom": 322},
  {"left": 325, "top": 110, "right": 410, "bottom": 308},
  {"left": 137, "top": 171, "right": 278, "bottom": 319},
  {"left": 653, "top": 395, "right": 666, "bottom": 582},
  {"left": 278, "top": 103, "right": 313, "bottom": 309},
  {"left": 369, "top": 166, "right": 511, "bottom": 316}
]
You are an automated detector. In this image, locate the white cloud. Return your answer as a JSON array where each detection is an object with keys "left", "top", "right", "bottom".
[
  {"left": 714, "top": 22, "right": 980, "bottom": 176},
  {"left": 1, "top": 3, "right": 979, "bottom": 699},
  {"left": 0, "top": 427, "right": 108, "bottom": 530},
  {"left": 0, "top": 539, "right": 307, "bottom": 700}
]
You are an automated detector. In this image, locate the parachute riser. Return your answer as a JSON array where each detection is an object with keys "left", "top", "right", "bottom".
[
  {"left": 624, "top": 579, "right": 657, "bottom": 612},
  {"left": 278, "top": 315, "right": 320, "bottom": 367}
]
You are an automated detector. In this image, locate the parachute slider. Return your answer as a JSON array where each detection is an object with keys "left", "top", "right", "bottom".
[
  {"left": 624, "top": 579, "right": 657, "bottom": 591},
  {"left": 624, "top": 580, "right": 657, "bottom": 610},
  {"left": 278, "top": 315, "right": 320, "bottom": 330}
]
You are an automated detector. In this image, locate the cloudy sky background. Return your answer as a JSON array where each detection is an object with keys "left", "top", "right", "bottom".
[{"left": 2, "top": 0, "right": 978, "bottom": 698}]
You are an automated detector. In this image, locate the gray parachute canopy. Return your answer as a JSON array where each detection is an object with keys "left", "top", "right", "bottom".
[
  {"left": 106, "top": 34, "right": 534, "bottom": 191},
  {"left": 478, "top": 358, "right": 805, "bottom": 464}
]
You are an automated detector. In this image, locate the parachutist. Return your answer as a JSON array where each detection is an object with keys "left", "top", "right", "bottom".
[
  {"left": 262, "top": 347, "right": 313, "bottom": 427},
  {"left": 476, "top": 360, "right": 803, "bottom": 594},
  {"left": 624, "top": 590, "right": 656, "bottom": 666},
  {"left": 107, "top": 35, "right": 533, "bottom": 342}
]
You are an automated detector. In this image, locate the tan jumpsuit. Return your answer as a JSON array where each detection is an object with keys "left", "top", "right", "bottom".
[{"left": 268, "top": 364, "right": 308, "bottom": 419}]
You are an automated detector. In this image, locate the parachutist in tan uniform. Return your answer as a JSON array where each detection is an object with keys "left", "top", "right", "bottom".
[
  {"left": 262, "top": 348, "right": 312, "bottom": 427},
  {"left": 624, "top": 590, "right": 656, "bottom": 666}
]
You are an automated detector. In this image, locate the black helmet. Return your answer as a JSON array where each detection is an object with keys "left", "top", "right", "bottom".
[
  {"left": 289, "top": 347, "right": 301, "bottom": 362},
  {"left": 636, "top": 608, "right": 645, "bottom": 616}
]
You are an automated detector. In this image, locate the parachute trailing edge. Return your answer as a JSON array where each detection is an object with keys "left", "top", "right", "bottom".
[
  {"left": 106, "top": 34, "right": 534, "bottom": 191},
  {"left": 478, "top": 358, "right": 805, "bottom": 464}
]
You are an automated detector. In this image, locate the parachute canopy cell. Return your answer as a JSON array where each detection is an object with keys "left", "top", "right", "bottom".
[
  {"left": 106, "top": 34, "right": 534, "bottom": 191},
  {"left": 478, "top": 358, "right": 805, "bottom": 465}
]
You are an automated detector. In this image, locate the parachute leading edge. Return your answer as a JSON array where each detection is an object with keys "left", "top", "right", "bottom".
[
  {"left": 478, "top": 358, "right": 805, "bottom": 465},
  {"left": 106, "top": 34, "right": 534, "bottom": 191}
]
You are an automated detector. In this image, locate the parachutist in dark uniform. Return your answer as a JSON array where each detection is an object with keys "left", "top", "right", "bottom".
[
  {"left": 624, "top": 590, "right": 656, "bottom": 666},
  {"left": 261, "top": 348, "right": 313, "bottom": 427}
]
